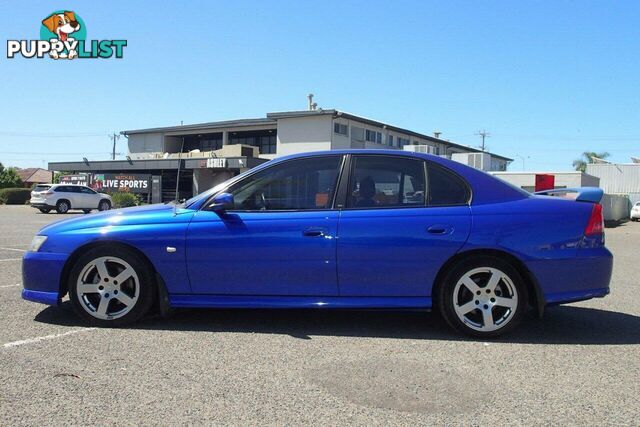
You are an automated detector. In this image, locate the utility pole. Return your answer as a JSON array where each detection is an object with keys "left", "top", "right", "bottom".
[
  {"left": 110, "top": 133, "right": 120, "bottom": 160},
  {"left": 475, "top": 129, "right": 490, "bottom": 151}
]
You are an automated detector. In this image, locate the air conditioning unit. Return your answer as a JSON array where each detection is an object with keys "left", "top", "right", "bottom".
[
  {"left": 451, "top": 152, "right": 492, "bottom": 171},
  {"left": 403, "top": 144, "right": 438, "bottom": 155}
]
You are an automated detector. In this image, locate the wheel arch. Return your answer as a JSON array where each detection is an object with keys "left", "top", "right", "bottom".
[
  {"left": 59, "top": 240, "right": 169, "bottom": 314},
  {"left": 432, "top": 248, "right": 545, "bottom": 317}
]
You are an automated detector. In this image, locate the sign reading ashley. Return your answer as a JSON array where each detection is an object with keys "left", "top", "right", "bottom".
[{"left": 6, "top": 10, "right": 127, "bottom": 59}]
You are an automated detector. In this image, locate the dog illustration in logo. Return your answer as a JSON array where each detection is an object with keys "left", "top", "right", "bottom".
[{"left": 41, "top": 11, "right": 81, "bottom": 59}]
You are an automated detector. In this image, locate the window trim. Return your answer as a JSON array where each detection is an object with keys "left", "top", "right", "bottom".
[
  {"left": 342, "top": 154, "right": 428, "bottom": 211},
  {"left": 201, "top": 155, "right": 347, "bottom": 213}
]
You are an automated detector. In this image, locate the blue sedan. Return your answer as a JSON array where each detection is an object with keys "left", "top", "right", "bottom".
[{"left": 22, "top": 150, "right": 613, "bottom": 337}]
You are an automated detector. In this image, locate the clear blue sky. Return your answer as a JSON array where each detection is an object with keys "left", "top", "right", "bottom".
[{"left": 1, "top": 0, "right": 638, "bottom": 171}]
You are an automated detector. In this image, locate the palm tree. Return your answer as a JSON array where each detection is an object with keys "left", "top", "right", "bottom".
[{"left": 572, "top": 151, "right": 610, "bottom": 172}]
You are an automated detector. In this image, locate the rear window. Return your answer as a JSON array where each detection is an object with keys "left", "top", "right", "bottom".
[{"left": 33, "top": 185, "right": 51, "bottom": 192}]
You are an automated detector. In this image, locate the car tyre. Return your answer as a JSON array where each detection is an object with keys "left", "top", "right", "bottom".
[
  {"left": 98, "top": 200, "right": 111, "bottom": 211},
  {"left": 68, "top": 246, "right": 155, "bottom": 327},
  {"left": 437, "top": 255, "right": 528, "bottom": 338},
  {"left": 38, "top": 208, "right": 51, "bottom": 214},
  {"left": 56, "top": 200, "right": 70, "bottom": 214}
]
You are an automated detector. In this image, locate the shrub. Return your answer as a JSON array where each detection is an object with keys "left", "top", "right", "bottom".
[
  {"left": 109, "top": 192, "right": 140, "bottom": 208},
  {"left": 0, "top": 188, "right": 31, "bottom": 205}
]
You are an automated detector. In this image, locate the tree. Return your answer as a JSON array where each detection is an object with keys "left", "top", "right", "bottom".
[
  {"left": 0, "top": 164, "right": 23, "bottom": 189},
  {"left": 572, "top": 151, "right": 610, "bottom": 172}
]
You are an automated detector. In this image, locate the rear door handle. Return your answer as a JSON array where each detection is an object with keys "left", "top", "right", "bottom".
[
  {"left": 427, "top": 225, "right": 453, "bottom": 235},
  {"left": 303, "top": 227, "right": 327, "bottom": 237}
]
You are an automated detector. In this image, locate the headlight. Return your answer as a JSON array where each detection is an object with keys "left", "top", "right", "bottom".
[{"left": 28, "top": 235, "right": 48, "bottom": 252}]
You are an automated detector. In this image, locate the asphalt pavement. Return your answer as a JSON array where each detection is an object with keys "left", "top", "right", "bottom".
[{"left": 1, "top": 205, "right": 638, "bottom": 425}]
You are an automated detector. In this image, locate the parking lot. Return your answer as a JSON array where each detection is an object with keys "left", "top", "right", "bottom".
[{"left": 1, "top": 204, "right": 639, "bottom": 425}]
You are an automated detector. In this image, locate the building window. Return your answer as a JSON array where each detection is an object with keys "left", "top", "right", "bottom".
[
  {"left": 398, "top": 137, "right": 410, "bottom": 147},
  {"left": 259, "top": 135, "right": 277, "bottom": 154},
  {"left": 388, "top": 135, "right": 394, "bottom": 147},
  {"left": 334, "top": 122, "right": 348, "bottom": 136},
  {"left": 200, "top": 137, "right": 222, "bottom": 151},
  {"left": 365, "top": 129, "right": 382, "bottom": 144}
]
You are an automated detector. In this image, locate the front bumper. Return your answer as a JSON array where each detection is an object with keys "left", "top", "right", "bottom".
[{"left": 21, "top": 251, "right": 69, "bottom": 305}]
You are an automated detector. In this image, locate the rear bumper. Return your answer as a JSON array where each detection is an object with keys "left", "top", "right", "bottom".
[
  {"left": 21, "top": 251, "right": 69, "bottom": 305},
  {"left": 526, "top": 247, "right": 613, "bottom": 306}
]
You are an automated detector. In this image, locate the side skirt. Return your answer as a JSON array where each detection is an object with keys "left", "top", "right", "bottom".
[{"left": 169, "top": 295, "right": 432, "bottom": 310}]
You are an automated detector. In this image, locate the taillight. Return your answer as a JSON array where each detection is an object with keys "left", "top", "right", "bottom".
[
  {"left": 43, "top": 191, "right": 54, "bottom": 196},
  {"left": 585, "top": 203, "right": 604, "bottom": 236}
]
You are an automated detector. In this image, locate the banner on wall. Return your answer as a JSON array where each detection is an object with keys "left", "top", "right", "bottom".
[{"left": 91, "top": 174, "right": 150, "bottom": 194}]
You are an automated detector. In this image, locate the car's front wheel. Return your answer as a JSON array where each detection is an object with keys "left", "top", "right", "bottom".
[
  {"left": 68, "top": 246, "right": 154, "bottom": 326},
  {"left": 438, "top": 256, "right": 528, "bottom": 338}
]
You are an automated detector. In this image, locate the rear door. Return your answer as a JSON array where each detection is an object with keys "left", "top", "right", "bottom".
[{"left": 336, "top": 155, "right": 471, "bottom": 297}]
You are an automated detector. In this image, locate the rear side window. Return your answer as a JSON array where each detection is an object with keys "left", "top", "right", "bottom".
[
  {"left": 427, "top": 164, "right": 470, "bottom": 206},
  {"left": 54, "top": 186, "right": 68, "bottom": 192},
  {"left": 348, "top": 156, "right": 426, "bottom": 208}
]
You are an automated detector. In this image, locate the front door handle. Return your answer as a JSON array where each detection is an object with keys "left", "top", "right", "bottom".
[
  {"left": 303, "top": 227, "right": 326, "bottom": 237},
  {"left": 427, "top": 225, "right": 453, "bottom": 235}
]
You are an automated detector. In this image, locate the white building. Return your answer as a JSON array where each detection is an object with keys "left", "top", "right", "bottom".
[
  {"left": 50, "top": 108, "right": 512, "bottom": 202},
  {"left": 490, "top": 171, "right": 600, "bottom": 193}
]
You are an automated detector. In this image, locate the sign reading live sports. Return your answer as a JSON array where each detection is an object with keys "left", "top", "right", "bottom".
[{"left": 91, "top": 174, "right": 150, "bottom": 194}]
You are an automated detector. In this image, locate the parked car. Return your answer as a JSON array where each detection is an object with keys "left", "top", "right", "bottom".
[
  {"left": 630, "top": 202, "right": 640, "bottom": 221},
  {"left": 21, "top": 151, "right": 612, "bottom": 337},
  {"left": 29, "top": 184, "right": 112, "bottom": 214}
]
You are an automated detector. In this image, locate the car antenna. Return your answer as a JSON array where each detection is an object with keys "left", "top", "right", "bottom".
[{"left": 173, "top": 137, "right": 185, "bottom": 216}]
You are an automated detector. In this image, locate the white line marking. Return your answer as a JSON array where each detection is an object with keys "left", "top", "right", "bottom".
[
  {"left": 3, "top": 328, "right": 96, "bottom": 349},
  {"left": 0, "top": 258, "right": 21, "bottom": 262},
  {"left": 0, "top": 283, "right": 20, "bottom": 288},
  {"left": 0, "top": 247, "right": 26, "bottom": 253}
]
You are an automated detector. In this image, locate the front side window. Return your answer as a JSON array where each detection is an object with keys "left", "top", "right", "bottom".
[
  {"left": 228, "top": 156, "right": 343, "bottom": 211},
  {"left": 348, "top": 156, "right": 425, "bottom": 208}
]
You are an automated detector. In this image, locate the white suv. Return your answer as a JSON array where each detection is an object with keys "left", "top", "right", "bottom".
[
  {"left": 631, "top": 201, "right": 640, "bottom": 221},
  {"left": 30, "top": 184, "right": 112, "bottom": 214}
]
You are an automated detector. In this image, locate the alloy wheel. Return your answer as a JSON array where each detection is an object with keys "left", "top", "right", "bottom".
[
  {"left": 452, "top": 267, "right": 518, "bottom": 333},
  {"left": 76, "top": 256, "right": 140, "bottom": 320}
]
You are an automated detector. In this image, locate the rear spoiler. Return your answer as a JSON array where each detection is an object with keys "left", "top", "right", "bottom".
[{"left": 534, "top": 187, "right": 603, "bottom": 203}]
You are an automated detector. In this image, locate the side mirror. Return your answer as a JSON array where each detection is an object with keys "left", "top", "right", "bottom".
[{"left": 208, "top": 192, "right": 234, "bottom": 212}]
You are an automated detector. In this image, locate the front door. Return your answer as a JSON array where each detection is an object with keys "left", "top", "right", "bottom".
[
  {"left": 186, "top": 155, "right": 345, "bottom": 295},
  {"left": 336, "top": 155, "right": 472, "bottom": 296}
]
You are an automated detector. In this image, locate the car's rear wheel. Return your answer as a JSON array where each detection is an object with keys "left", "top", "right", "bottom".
[
  {"left": 68, "top": 246, "right": 154, "bottom": 326},
  {"left": 38, "top": 208, "right": 50, "bottom": 214},
  {"left": 56, "top": 200, "right": 70, "bottom": 214},
  {"left": 98, "top": 200, "right": 111, "bottom": 211},
  {"left": 438, "top": 256, "right": 528, "bottom": 338}
]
